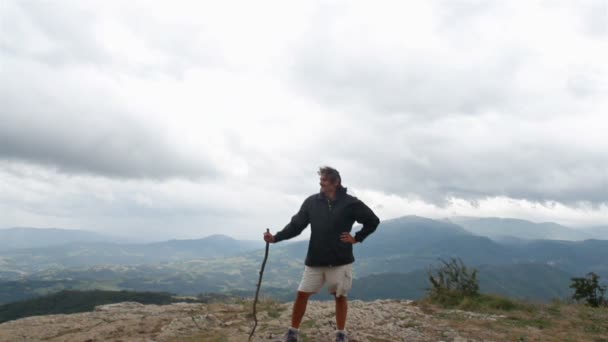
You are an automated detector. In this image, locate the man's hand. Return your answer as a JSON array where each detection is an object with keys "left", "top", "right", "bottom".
[
  {"left": 263, "top": 231, "right": 276, "bottom": 243},
  {"left": 340, "top": 232, "right": 358, "bottom": 244}
]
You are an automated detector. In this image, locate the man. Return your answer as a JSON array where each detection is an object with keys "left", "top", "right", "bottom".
[{"left": 264, "top": 166, "right": 380, "bottom": 342}]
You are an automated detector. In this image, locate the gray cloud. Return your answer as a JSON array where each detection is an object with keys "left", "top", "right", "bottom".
[
  {"left": 0, "top": 1, "right": 228, "bottom": 179},
  {"left": 292, "top": 51, "right": 525, "bottom": 117},
  {"left": 290, "top": 1, "right": 604, "bottom": 121},
  {"left": 0, "top": 1, "right": 221, "bottom": 77},
  {"left": 315, "top": 114, "right": 608, "bottom": 206},
  {"left": 0, "top": 58, "right": 217, "bottom": 179},
  {"left": 284, "top": 2, "right": 608, "bottom": 206},
  {"left": 0, "top": 163, "right": 305, "bottom": 240},
  {"left": 581, "top": 0, "right": 607, "bottom": 38},
  {"left": 0, "top": 1, "right": 107, "bottom": 67}
]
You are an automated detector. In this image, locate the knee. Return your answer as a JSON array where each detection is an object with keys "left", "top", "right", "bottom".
[{"left": 333, "top": 293, "right": 347, "bottom": 301}]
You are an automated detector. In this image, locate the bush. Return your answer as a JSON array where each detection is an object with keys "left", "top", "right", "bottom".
[
  {"left": 426, "top": 257, "right": 479, "bottom": 306},
  {"left": 570, "top": 272, "right": 607, "bottom": 308}
]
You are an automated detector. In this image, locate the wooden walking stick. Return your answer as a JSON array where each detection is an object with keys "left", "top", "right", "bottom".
[{"left": 249, "top": 228, "right": 270, "bottom": 341}]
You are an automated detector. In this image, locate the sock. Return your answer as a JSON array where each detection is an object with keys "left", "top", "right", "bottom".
[
  {"left": 336, "top": 329, "right": 346, "bottom": 334},
  {"left": 289, "top": 327, "right": 299, "bottom": 332}
]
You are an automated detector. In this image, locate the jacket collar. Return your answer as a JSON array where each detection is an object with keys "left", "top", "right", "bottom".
[{"left": 317, "top": 187, "right": 348, "bottom": 201}]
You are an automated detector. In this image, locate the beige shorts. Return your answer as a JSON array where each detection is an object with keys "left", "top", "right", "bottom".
[{"left": 297, "top": 263, "right": 353, "bottom": 297}]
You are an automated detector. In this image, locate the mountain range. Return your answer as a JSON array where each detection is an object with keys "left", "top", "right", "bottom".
[
  {"left": 446, "top": 216, "right": 608, "bottom": 241},
  {"left": 1, "top": 216, "right": 607, "bottom": 305}
]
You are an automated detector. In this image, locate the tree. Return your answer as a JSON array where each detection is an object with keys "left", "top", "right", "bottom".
[{"left": 569, "top": 272, "right": 607, "bottom": 307}]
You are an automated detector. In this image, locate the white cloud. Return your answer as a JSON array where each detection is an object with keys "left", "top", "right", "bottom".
[{"left": 358, "top": 188, "right": 608, "bottom": 228}]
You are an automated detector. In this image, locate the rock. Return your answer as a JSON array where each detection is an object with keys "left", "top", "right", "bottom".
[
  {"left": 0, "top": 299, "right": 551, "bottom": 341},
  {"left": 95, "top": 301, "right": 145, "bottom": 312}
]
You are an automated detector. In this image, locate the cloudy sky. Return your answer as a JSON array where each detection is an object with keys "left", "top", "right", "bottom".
[{"left": 1, "top": 1, "right": 607, "bottom": 241}]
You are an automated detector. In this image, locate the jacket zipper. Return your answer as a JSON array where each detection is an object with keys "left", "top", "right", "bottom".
[{"left": 327, "top": 199, "right": 332, "bottom": 211}]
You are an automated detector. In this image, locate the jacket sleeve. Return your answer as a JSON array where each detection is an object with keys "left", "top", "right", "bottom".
[
  {"left": 274, "top": 198, "right": 310, "bottom": 242},
  {"left": 352, "top": 200, "right": 380, "bottom": 243}
]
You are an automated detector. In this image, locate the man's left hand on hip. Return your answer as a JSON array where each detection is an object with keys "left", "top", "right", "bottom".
[{"left": 340, "top": 232, "right": 358, "bottom": 244}]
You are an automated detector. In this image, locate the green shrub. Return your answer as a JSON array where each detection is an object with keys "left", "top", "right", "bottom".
[
  {"left": 570, "top": 272, "right": 607, "bottom": 308},
  {"left": 427, "top": 257, "right": 479, "bottom": 305}
]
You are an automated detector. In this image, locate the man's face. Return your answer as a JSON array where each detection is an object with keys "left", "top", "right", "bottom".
[{"left": 319, "top": 175, "right": 338, "bottom": 194}]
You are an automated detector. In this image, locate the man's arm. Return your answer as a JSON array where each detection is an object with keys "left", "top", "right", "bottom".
[
  {"left": 273, "top": 198, "right": 310, "bottom": 242},
  {"left": 352, "top": 200, "right": 380, "bottom": 243}
]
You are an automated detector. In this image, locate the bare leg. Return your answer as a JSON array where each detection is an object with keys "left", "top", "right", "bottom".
[
  {"left": 334, "top": 294, "right": 348, "bottom": 330},
  {"left": 291, "top": 291, "right": 313, "bottom": 328}
]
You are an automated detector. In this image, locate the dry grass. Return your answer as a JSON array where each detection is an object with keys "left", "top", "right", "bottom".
[
  {"left": 423, "top": 299, "right": 608, "bottom": 342},
  {"left": 175, "top": 296, "right": 607, "bottom": 341},
  {"left": 171, "top": 330, "right": 230, "bottom": 342}
]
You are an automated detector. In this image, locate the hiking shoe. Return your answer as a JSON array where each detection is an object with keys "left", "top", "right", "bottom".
[
  {"left": 284, "top": 328, "right": 299, "bottom": 342},
  {"left": 336, "top": 331, "right": 349, "bottom": 342}
]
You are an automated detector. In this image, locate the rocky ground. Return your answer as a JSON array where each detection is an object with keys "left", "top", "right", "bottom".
[{"left": 0, "top": 298, "right": 606, "bottom": 341}]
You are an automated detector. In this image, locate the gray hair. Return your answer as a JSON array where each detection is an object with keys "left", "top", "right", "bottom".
[{"left": 318, "top": 166, "right": 343, "bottom": 189}]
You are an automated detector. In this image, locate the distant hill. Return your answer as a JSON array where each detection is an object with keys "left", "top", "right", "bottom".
[
  {"left": 349, "top": 262, "right": 573, "bottom": 302},
  {"left": 146, "top": 234, "right": 265, "bottom": 258},
  {"left": 0, "top": 262, "right": 577, "bottom": 313},
  {"left": 0, "top": 234, "right": 265, "bottom": 273},
  {"left": 352, "top": 215, "right": 513, "bottom": 275},
  {"left": 585, "top": 225, "right": 608, "bottom": 240},
  {"left": 512, "top": 239, "right": 608, "bottom": 277},
  {"left": 1, "top": 216, "right": 606, "bottom": 305},
  {"left": 356, "top": 215, "right": 473, "bottom": 257},
  {"left": 476, "top": 263, "right": 574, "bottom": 300},
  {"left": 0, "top": 228, "right": 118, "bottom": 250},
  {"left": 446, "top": 217, "right": 594, "bottom": 241}
]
